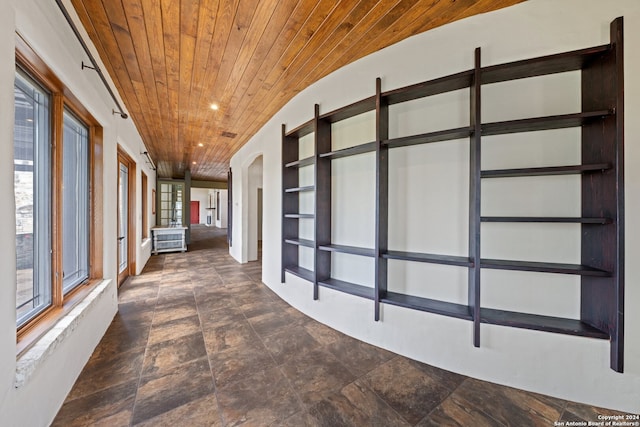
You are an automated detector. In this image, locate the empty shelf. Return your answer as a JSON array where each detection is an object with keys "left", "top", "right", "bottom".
[
  {"left": 318, "top": 244, "right": 375, "bottom": 257},
  {"left": 284, "top": 265, "right": 314, "bottom": 282},
  {"left": 319, "top": 142, "right": 377, "bottom": 159},
  {"left": 482, "top": 44, "right": 611, "bottom": 84},
  {"left": 382, "top": 292, "right": 472, "bottom": 320},
  {"left": 319, "top": 96, "right": 377, "bottom": 123},
  {"left": 481, "top": 163, "right": 610, "bottom": 178},
  {"left": 383, "top": 126, "right": 473, "bottom": 149},
  {"left": 480, "top": 259, "right": 610, "bottom": 276},
  {"left": 285, "top": 156, "right": 315, "bottom": 168},
  {"left": 481, "top": 217, "right": 612, "bottom": 224},
  {"left": 482, "top": 110, "right": 611, "bottom": 136},
  {"left": 383, "top": 70, "right": 474, "bottom": 105},
  {"left": 284, "top": 185, "right": 315, "bottom": 193},
  {"left": 480, "top": 308, "right": 609, "bottom": 339},
  {"left": 284, "top": 238, "right": 315, "bottom": 247},
  {"left": 284, "top": 213, "right": 314, "bottom": 219},
  {"left": 318, "top": 278, "right": 375, "bottom": 299},
  {"left": 382, "top": 250, "right": 473, "bottom": 267}
]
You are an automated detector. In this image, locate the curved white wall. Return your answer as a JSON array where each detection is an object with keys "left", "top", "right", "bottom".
[{"left": 231, "top": 0, "right": 640, "bottom": 412}]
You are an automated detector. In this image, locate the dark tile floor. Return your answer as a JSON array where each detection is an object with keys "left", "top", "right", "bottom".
[{"left": 53, "top": 226, "right": 622, "bottom": 426}]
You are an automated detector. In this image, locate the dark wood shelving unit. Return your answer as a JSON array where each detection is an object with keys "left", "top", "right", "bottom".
[{"left": 281, "top": 18, "right": 624, "bottom": 372}]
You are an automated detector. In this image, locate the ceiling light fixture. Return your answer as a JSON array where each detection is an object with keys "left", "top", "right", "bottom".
[
  {"left": 192, "top": 161, "right": 197, "bottom": 165},
  {"left": 198, "top": 143, "right": 204, "bottom": 147},
  {"left": 210, "top": 103, "right": 219, "bottom": 111}
]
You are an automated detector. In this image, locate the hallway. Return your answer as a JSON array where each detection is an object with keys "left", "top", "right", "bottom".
[{"left": 53, "top": 226, "right": 617, "bottom": 426}]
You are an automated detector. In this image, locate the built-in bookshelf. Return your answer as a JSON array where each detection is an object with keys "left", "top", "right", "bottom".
[{"left": 281, "top": 18, "right": 624, "bottom": 372}]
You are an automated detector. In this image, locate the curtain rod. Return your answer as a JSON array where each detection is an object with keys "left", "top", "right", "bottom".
[{"left": 54, "top": 0, "right": 127, "bottom": 119}]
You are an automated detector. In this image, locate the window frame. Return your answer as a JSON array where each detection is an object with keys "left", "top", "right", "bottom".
[
  {"left": 61, "top": 108, "right": 91, "bottom": 294},
  {"left": 15, "top": 35, "right": 104, "bottom": 354},
  {"left": 14, "top": 67, "right": 53, "bottom": 328},
  {"left": 141, "top": 171, "right": 148, "bottom": 240}
]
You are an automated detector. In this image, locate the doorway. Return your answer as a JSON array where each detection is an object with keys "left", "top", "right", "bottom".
[
  {"left": 117, "top": 147, "right": 136, "bottom": 287},
  {"left": 247, "top": 155, "right": 263, "bottom": 262},
  {"left": 190, "top": 201, "right": 200, "bottom": 224}
]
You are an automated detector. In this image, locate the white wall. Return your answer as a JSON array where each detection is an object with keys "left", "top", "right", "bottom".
[
  {"left": 231, "top": 0, "right": 640, "bottom": 412},
  {"left": 0, "top": 0, "right": 156, "bottom": 424},
  {"left": 191, "top": 188, "right": 210, "bottom": 225},
  {"left": 214, "top": 189, "right": 228, "bottom": 229}
]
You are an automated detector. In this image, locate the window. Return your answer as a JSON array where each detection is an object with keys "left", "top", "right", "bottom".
[
  {"left": 15, "top": 37, "right": 103, "bottom": 343},
  {"left": 158, "top": 181, "right": 184, "bottom": 226},
  {"left": 14, "top": 70, "right": 52, "bottom": 328},
  {"left": 62, "top": 110, "right": 89, "bottom": 294},
  {"left": 141, "top": 172, "right": 148, "bottom": 239}
]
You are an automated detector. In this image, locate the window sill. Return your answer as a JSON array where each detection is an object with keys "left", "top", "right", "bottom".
[{"left": 15, "top": 279, "right": 111, "bottom": 388}]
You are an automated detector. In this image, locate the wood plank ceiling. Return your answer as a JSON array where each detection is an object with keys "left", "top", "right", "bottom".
[{"left": 71, "top": 0, "right": 524, "bottom": 181}]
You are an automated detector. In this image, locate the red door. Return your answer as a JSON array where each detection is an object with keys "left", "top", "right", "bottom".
[{"left": 190, "top": 201, "right": 199, "bottom": 224}]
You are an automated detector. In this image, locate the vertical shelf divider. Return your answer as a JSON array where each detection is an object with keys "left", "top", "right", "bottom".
[
  {"left": 375, "top": 77, "right": 390, "bottom": 321},
  {"left": 580, "top": 17, "right": 624, "bottom": 372},
  {"left": 282, "top": 124, "right": 300, "bottom": 282},
  {"left": 315, "top": 104, "right": 332, "bottom": 300},
  {"left": 469, "top": 47, "right": 482, "bottom": 347}
]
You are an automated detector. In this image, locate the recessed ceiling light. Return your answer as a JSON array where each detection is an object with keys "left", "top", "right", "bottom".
[
  {"left": 210, "top": 103, "right": 219, "bottom": 111},
  {"left": 198, "top": 143, "right": 204, "bottom": 147},
  {"left": 192, "top": 161, "right": 197, "bottom": 165}
]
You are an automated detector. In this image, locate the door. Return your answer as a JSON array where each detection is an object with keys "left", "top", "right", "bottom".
[
  {"left": 190, "top": 201, "right": 200, "bottom": 224},
  {"left": 117, "top": 148, "right": 136, "bottom": 287}
]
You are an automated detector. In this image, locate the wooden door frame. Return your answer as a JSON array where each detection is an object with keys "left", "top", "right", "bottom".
[{"left": 117, "top": 146, "right": 136, "bottom": 287}]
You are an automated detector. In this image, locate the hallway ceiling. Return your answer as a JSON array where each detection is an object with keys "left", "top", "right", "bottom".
[{"left": 70, "top": 0, "right": 523, "bottom": 181}]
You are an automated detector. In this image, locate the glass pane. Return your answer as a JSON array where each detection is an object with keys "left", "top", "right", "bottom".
[
  {"left": 158, "top": 182, "right": 184, "bottom": 226},
  {"left": 62, "top": 110, "right": 89, "bottom": 293},
  {"left": 118, "top": 162, "right": 128, "bottom": 273},
  {"left": 15, "top": 70, "right": 52, "bottom": 327}
]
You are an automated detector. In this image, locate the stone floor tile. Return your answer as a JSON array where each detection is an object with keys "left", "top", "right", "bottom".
[
  {"left": 280, "top": 348, "right": 356, "bottom": 407},
  {"left": 132, "top": 358, "right": 214, "bottom": 425},
  {"left": 261, "top": 324, "right": 322, "bottom": 365},
  {"left": 209, "top": 341, "right": 277, "bottom": 388},
  {"left": 216, "top": 367, "right": 302, "bottom": 426},
  {"left": 52, "top": 381, "right": 137, "bottom": 427},
  {"left": 133, "top": 393, "right": 222, "bottom": 427},
  {"left": 363, "top": 356, "right": 459, "bottom": 424},
  {"left": 141, "top": 332, "right": 208, "bottom": 379}
]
